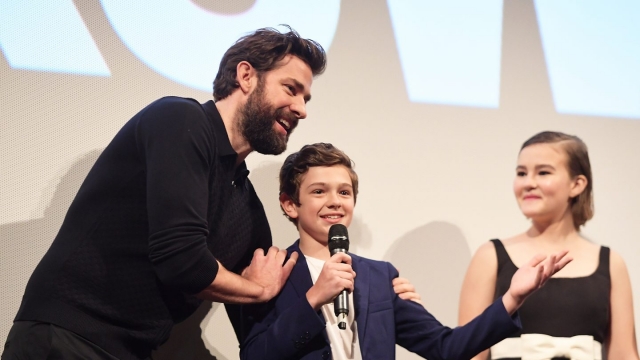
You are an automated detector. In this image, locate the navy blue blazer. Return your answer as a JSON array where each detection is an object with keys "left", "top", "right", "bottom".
[{"left": 235, "top": 241, "right": 521, "bottom": 359}]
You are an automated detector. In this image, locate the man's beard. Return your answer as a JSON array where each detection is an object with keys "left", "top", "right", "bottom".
[{"left": 238, "top": 81, "right": 296, "bottom": 155}]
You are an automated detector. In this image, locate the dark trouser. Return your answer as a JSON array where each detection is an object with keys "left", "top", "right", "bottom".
[{"left": 2, "top": 321, "right": 120, "bottom": 360}]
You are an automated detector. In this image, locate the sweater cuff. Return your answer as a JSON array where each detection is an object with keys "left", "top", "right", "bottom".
[{"left": 185, "top": 252, "right": 219, "bottom": 294}]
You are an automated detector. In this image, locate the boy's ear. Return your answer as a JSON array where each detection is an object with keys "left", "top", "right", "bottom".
[
  {"left": 279, "top": 193, "right": 299, "bottom": 220},
  {"left": 236, "top": 61, "right": 258, "bottom": 94}
]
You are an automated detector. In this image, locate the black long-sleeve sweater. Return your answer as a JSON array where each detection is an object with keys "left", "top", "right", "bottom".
[{"left": 15, "top": 97, "right": 271, "bottom": 360}]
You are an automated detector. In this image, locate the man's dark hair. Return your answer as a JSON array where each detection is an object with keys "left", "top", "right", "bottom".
[{"left": 213, "top": 25, "right": 327, "bottom": 101}]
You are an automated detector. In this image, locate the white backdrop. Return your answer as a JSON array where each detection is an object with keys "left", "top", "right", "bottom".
[{"left": 2, "top": 1, "right": 639, "bottom": 358}]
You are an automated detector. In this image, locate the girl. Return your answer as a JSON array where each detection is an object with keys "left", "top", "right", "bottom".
[{"left": 459, "top": 131, "right": 639, "bottom": 360}]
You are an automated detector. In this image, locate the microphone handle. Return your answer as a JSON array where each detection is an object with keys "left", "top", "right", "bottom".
[
  {"left": 331, "top": 248, "right": 349, "bottom": 330},
  {"left": 334, "top": 289, "right": 349, "bottom": 330}
]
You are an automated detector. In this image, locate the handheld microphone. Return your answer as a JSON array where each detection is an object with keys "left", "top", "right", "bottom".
[{"left": 328, "top": 224, "right": 350, "bottom": 330}]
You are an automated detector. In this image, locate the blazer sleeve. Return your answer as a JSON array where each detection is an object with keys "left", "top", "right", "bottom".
[
  {"left": 389, "top": 263, "right": 522, "bottom": 360},
  {"left": 239, "top": 293, "right": 327, "bottom": 360}
]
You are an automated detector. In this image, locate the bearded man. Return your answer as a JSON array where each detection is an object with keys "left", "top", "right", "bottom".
[{"left": 3, "top": 26, "right": 325, "bottom": 360}]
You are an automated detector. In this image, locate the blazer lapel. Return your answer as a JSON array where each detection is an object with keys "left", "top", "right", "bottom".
[
  {"left": 353, "top": 255, "right": 370, "bottom": 350},
  {"left": 287, "top": 240, "right": 314, "bottom": 297},
  {"left": 286, "top": 240, "right": 332, "bottom": 346}
]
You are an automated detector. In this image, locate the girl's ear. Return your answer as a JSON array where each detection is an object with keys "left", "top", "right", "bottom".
[{"left": 570, "top": 174, "right": 588, "bottom": 198}]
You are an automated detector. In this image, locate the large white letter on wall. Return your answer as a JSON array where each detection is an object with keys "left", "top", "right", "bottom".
[
  {"left": 0, "top": 0, "right": 110, "bottom": 76},
  {"left": 535, "top": 0, "right": 640, "bottom": 119},
  {"left": 99, "top": 0, "right": 341, "bottom": 92},
  {"left": 386, "top": 0, "right": 504, "bottom": 108}
]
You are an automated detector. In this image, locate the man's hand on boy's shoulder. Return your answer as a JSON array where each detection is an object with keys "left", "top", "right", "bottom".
[
  {"left": 393, "top": 276, "right": 423, "bottom": 304},
  {"left": 241, "top": 246, "right": 299, "bottom": 302}
]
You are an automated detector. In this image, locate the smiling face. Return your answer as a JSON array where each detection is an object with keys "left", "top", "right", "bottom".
[
  {"left": 238, "top": 55, "right": 312, "bottom": 155},
  {"left": 514, "top": 143, "right": 586, "bottom": 226},
  {"left": 280, "top": 165, "right": 355, "bottom": 247}
]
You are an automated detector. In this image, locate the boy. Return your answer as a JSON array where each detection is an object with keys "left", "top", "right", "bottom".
[{"left": 237, "top": 143, "right": 572, "bottom": 360}]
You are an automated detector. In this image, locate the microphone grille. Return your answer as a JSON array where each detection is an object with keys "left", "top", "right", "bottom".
[
  {"left": 328, "top": 224, "right": 349, "bottom": 253},
  {"left": 329, "top": 224, "right": 348, "bottom": 238}
]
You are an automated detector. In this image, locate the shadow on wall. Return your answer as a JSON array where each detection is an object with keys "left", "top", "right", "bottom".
[
  {"left": 0, "top": 149, "right": 104, "bottom": 351},
  {"left": 343, "top": 216, "right": 373, "bottom": 254},
  {"left": 153, "top": 301, "right": 221, "bottom": 360},
  {"left": 383, "top": 221, "right": 472, "bottom": 327},
  {"left": 248, "top": 161, "right": 299, "bottom": 249}
]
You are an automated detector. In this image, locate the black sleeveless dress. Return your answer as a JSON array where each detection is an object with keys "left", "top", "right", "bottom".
[{"left": 490, "top": 239, "right": 610, "bottom": 360}]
